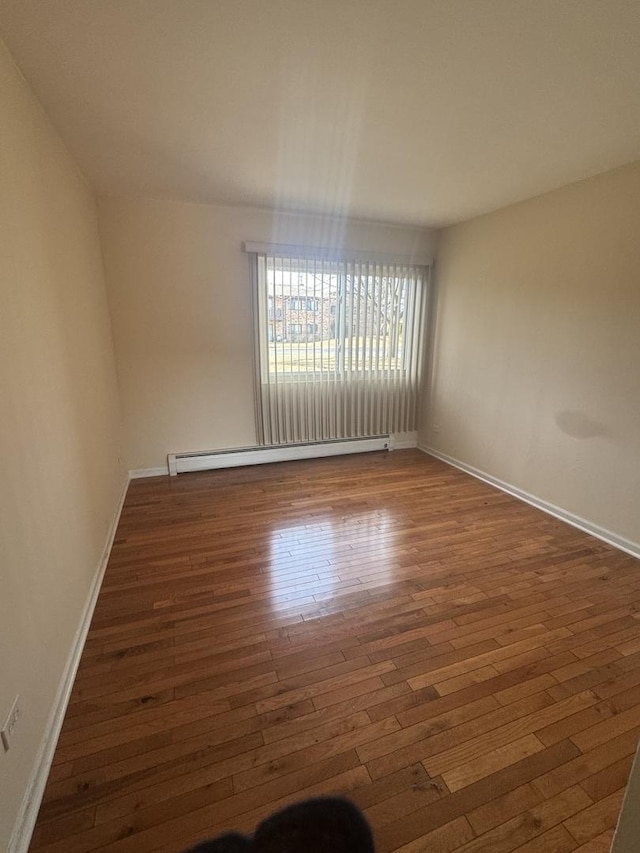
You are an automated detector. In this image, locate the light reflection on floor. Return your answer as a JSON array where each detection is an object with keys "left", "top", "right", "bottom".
[{"left": 267, "top": 510, "right": 395, "bottom": 612}]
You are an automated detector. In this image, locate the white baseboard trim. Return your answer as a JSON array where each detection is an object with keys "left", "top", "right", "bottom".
[
  {"left": 418, "top": 444, "right": 640, "bottom": 561},
  {"left": 168, "top": 435, "right": 393, "bottom": 476},
  {"left": 9, "top": 473, "right": 130, "bottom": 853},
  {"left": 129, "top": 466, "right": 169, "bottom": 479}
]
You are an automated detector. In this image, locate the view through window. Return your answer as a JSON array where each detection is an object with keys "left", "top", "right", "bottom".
[{"left": 262, "top": 256, "right": 417, "bottom": 378}]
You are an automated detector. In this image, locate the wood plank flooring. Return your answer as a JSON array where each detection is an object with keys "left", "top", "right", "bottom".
[{"left": 29, "top": 449, "right": 640, "bottom": 852}]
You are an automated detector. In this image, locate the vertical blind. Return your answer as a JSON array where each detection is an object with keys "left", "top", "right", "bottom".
[{"left": 250, "top": 249, "right": 430, "bottom": 446}]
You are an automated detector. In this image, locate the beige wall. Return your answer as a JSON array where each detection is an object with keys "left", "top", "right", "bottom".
[
  {"left": 99, "top": 196, "right": 435, "bottom": 470},
  {"left": 421, "top": 161, "right": 640, "bottom": 548},
  {"left": 0, "top": 39, "right": 125, "bottom": 848},
  {"left": 612, "top": 741, "right": 640, "bottom": 851}
]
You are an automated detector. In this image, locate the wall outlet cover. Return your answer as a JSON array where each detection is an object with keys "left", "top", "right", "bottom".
[{"left": 1, "top": 694, "right": 20, "bottom": 752}]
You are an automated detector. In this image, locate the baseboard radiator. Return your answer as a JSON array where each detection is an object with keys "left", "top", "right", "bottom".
[{"left": 167, "top": 435, "right": 394, "bottom": 476}]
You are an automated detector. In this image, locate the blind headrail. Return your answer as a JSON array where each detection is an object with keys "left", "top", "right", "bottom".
[{"left": 242, "top": 241, "right": 432, "bottom": 268}]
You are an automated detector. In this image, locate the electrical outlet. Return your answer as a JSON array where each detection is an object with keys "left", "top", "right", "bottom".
[
  {"left": 432, "top": 423, "right": 441, "bottom": 434},
  {"left": 1, "top": 695, "right": 20, "bottom": 752}
]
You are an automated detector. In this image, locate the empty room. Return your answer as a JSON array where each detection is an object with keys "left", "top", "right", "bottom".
[{"left": 1, "top": 2, "right": 640, "bottom": 852}]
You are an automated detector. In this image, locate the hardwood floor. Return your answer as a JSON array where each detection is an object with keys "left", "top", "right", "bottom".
[{"left": 29, "top": 449, "right": 640, "bottom": 852}]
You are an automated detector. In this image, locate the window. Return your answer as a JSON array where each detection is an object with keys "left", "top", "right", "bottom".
[
  {"left": 289, "top": 296, "right": 319, "bottom": 311},
  {"left": 249, "top": 247, "right": 430, "bottom": 445},
  {"left": 267, "top": 297, "right": 282, "bottom": 321}
]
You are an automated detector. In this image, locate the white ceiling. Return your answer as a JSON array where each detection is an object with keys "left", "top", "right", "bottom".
[{"left": 1, "top": 0, "right": 640, "bottom": 227}]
